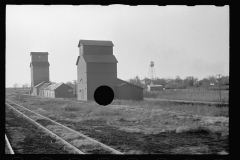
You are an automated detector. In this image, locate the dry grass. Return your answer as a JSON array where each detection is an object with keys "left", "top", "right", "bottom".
[
  {"left": 175, "top": 125, "right": 211, "bottom": 134},
  {"left": 171, "top": 145, "right": 209, "bottom": 154},
  {"left": 7, "top": 94, "right": 228, "bottom": 136},
  {"left": 112, "top": 99, "right": 228, "bottom": 117},
  {"left": 143, "top": 89, "right": 229, "bottom": 103}
]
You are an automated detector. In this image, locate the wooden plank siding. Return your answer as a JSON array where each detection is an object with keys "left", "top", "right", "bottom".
[{"left": 83, "top": 46, "right": 113, "bottom": 55}]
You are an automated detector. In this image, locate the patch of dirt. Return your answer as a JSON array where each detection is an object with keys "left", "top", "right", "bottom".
[
  {"left": 171, "top": 145, "right": 210, "bottom": 154},
  {"left": 54, "top": 119, "right": 229, "bottom": 154}
]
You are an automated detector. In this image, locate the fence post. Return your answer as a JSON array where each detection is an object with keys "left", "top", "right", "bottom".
[{"left": 217, "top": 74, "right": 222, "bottom": 103}]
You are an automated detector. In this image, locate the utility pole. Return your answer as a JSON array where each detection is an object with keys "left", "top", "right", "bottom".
[
  {"left": 73, "top": 80, "right": 77, "bottom": 98},
  {"left": 217, "top": 74, "right": 222, "bottom": 103},
  {"left": 75, "top": 80, "right": 77, "bottom": 98}
]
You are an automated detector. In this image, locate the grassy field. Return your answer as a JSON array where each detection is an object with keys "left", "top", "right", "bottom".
[
  {"left": 143, "top": 89, "right": 229, "bottom": 103},
  {"left": 6, "top": 88, "right": 30, "bottom": 95},
  {"left": 6, "top": 94, "right": 228, "bottom": 154}
]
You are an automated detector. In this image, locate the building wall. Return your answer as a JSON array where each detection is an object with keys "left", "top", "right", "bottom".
[
  {"left": 115, "top": 83, "right": 143, "bottom": 100},
  {"left": 77, "top": 83, "right": 87, "bottom": 100},
  {"left": 31, "top": 54, "right": 48, "bottom": 62},
  {"left": 86, "top": 63, "right": 117, "bottom": 100},
  {"left": 39, "top": 90, "right": 43, "bottom": 96},
  {"left": 50, "top": 90, "right": 55, "bottom": 98},
  {"left": 87, "top": 82, "right": 117, "bottom": 100},
  {"left": 31, "top": 53, "right": 49, "bottom": 88},
  {"left": 44, "top": 89, "right": 48, "bottom": 97},
  {"left": 33, "top": 87, "right": 37, "bottom": 95},
  {"left": 77, "top": 50, "right": 88, "bottom": 100},
  {"left": 83, "top": 46, "right": 113, "bottom": 55},
  {"left": 46, "top": 90, "right": 50, "bottom": 97},
  {"left": 31, "top": 66, "right": 49, "bottom": 87},
  {"left": 87, "top": 63, "right": 117, "bottom": 74}
]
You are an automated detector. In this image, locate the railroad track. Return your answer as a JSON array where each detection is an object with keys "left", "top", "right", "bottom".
[
  {"left": 5, "top": 103, "right": 80, "bottom": 154},
  {"left": 5, "top": 134, "right": 14, "bottom": 154},
  {"left": 5, "top": 99, "right": 123, "bottom": 154}
]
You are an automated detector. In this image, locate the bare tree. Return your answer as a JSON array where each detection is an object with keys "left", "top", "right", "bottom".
[
  {"left": 22, "top": 83, "right": 30, "bottom": 88},
  {"left": 66, "top": 81, "right": 77, "bottom": 97}
]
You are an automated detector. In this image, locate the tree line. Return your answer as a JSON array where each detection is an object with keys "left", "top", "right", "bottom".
[
  {"left": 128, "top": 75, "right": 229, "bottom": 90},
  {"left": 12, "top": 75, "right": 229, "bottom": 91}
]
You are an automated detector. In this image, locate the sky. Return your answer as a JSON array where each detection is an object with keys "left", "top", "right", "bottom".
[{"left": 6, "top": 5, "right": 229, "bottom": 87}]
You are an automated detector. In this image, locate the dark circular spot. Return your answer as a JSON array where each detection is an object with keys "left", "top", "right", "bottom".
[{"left": 94, "top": 85, "right": 114, "bottom": 106}]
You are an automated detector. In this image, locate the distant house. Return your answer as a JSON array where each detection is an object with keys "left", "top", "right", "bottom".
[
  {"left": 141, "top": 78, "right": 151, "bottom": 85},
  {"left": 210, "top": 83, "right": 215, "bottom": 86},
  {"left": 42, "top": 83, "right": 74, "bottom": 98},
  {"left": 147, "top": 81, "right": 164, "bottom": 91}
]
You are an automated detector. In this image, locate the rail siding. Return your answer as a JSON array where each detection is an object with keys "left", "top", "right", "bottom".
[
  {"left": 6, "top": 99, "right": 123, "bottom": 154},
  {"left": 144, "top": 98, "right": 228, "bottom": 105},
  {"left": 6, "top": 102, "right": 85, "bottom": 154}
]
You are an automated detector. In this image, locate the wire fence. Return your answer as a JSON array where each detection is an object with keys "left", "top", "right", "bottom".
[{"left": 143, "top": 89, "right": 229, "bottom": 103}]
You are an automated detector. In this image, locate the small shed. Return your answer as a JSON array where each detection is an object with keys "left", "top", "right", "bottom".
[
  {"left": 43, "top": 83, "right": 55, "bottom": 97},
  {"left": 43, "top": 83, "right": 74, "bottom": 98},
  {"left": 147, "top": 82, "right": 164, "bottom": 91},
  {"left": 32, "top": 81, "right": 45, "bottom": 95},
  {"left": 115, "top": 81, "right": 143, "bottom": 100}
]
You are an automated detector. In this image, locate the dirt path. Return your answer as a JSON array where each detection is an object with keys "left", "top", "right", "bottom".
[{"left": 54, "top": 119, "right": 228, "bottom": 154}]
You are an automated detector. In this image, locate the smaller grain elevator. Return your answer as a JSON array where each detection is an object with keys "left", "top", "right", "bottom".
[{"left": 30, "top": 52, "right": 50, "bottom": 94}]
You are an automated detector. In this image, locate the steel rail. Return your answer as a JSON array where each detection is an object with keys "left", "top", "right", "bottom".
[
  {"left": 6, "top": 102, "right": 85, "bottom": 154},
  {"left": 6, "top": 99, "right": 123, "bottom": 154},
  {"left": 5, "top": 134, "right": 14, "bottom": 154}
]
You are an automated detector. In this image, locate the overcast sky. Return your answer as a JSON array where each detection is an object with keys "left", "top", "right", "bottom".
[{"left": 6, "top": 5, "right": 229, "bottom": 87}]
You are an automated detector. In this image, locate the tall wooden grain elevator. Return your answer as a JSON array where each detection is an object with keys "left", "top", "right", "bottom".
[
  {"left": 76, "top": 39, "right": 143, "bottom": 101},
  {"left": 30, "top": 52, "right": 50, "bottom": 93}
]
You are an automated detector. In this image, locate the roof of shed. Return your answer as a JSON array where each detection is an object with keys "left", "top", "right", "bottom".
[
  {"left": 30, "top": 62, "right": 50, "bottom": 67},
  {"left": 30, "top": 52, "right": 48, "bottom": 56},
  {"left": 116, "top": 78, "right": 144, "bottom": 89},
  {"left": 34, "top": 81, "right": 45, "bottom": 88},
  {"left": 44, "top": 83, "right": 72, "bottom": 91},
  {"left": 39, "top": 83, "right": 52, "bottom": 90},
  {"left": 78, "top": 40, "right": 114, "bottom": 47},
  {"left": 76, "top": 55, "right": 118, "bottom": 65},
  {"left": 44, "top": 83, "right": 63, "bottom": 91}
]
